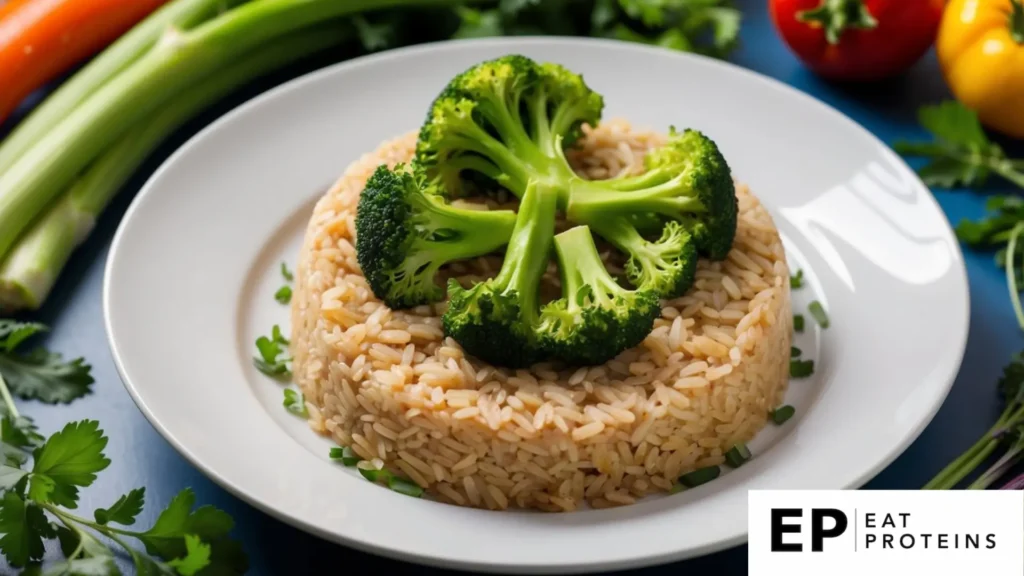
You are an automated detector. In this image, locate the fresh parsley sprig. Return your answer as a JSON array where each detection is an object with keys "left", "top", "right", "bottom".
[
  {"left": 894, "top": 101, "right": 1024, "bottom": 189},
  {"left": 0, "top": 319, "right": 248, "bottom": 573},
  {"left": 253, "top": 325, "right": 291, "bottom": 379}
]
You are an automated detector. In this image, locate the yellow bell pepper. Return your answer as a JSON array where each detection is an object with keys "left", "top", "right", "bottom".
[{"left": 937, "top": 0, "right": 1024, "bottom": 138}]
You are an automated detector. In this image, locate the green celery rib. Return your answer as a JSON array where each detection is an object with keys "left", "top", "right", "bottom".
[
  {"left": 0, "top": 0, "right": 449, "bottom": 266},
  {"left": 0, "top": 0, "right": 236, "bottom": 174},
  {"left": 0, "top": 26, "right": 350, "bottom": 311}
]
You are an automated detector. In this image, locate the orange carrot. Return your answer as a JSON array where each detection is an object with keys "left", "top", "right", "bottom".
[{"left": 0, "top": 0, "right": 169, "bottom": 124}]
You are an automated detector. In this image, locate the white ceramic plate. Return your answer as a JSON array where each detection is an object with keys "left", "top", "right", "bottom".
[{"left": 104, "top": 37, "right": 969, "bottom": 573}]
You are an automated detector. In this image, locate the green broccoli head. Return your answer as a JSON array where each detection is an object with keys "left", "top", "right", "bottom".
[
  {"left": 644, "top": 128, "right": 737, "bottom": 260},
  {"left": 440, "top": 181, "right": 557, "bottom": 367},
  {"left": 355, "top": 164, "right": 517, "bottom": 309},
  {"left": 442, "top": 279, "right": 546, "bottom": 367},
  {"left": 538, "top": 226, "right": 660, "bottom": 366},
  {"left": 619, "top": 220, "right": 698, "bottom": 298},
  {"left": 414, "top": 55, "right": 603, "bottom": 202},
  {"left": 566, "top": 127, "right": 737, "bottom": 261}
]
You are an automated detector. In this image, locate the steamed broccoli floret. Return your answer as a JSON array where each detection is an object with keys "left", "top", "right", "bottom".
[
  {"left": 538, "top": 225, "right": 661, "bottom": 366},
  {"left": 441, "top": 181, "right": 557, "bottom": 367},
  {"left": 590, "top": 219, "right": 698, "bottom": 298},
  {"left": 566, "top": 128, "right": 737, "bottom": 260},
  {"left": 355, "top": 164, "right": 517, "bottom": 308},
  {"left": 415, "top": 55, "right": 602, "bottom": 203}
]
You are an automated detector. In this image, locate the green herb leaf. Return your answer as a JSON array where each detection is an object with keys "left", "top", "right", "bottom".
[
  {"left": 274, "top": 285, "right": 292, "bottom": 305},
  {"left": 790, "top": 346, "right": 801, "bottom": 358},
  {"left": 283, "top": 389, "right": 308, "bottom": 418},
  {"left": 134, "top": 553, "right": 177, "bottom": 576},
  {"left": 253, "top": 325, "right": 291, "bottom": 379},
  {"left": 55, "top": 525, "right": 112, "bottom": 562},
  {"left": 0, "top": 320, "right": 47, "bottom": 352},
  {"left": 0, "top": 347, "right": 93, "bottom": 404},
  {"left": 790, "top": 359, "right": 814, "bottom": 378},
  {"left": 0, "top": 492, "right": 52, "bottom": 567},
  {"left": 894, "top": 101, "right": 1024, "bottom": 189},
  {"left": 166, "top": 534, "right": 211, "bottom": 576},
  {"left": 678, "top": 465, "right": 720, "bottom": 488},
  {"left": 789, "top": 269, "right": 803, "bottom": 288},
  {"left": 771, "top": 405, "right": 795, "bottom": 425},
  {"left": 28, "top": 420, "right": 109, "bottom": 508},
  {"left": 793, "top": 314, "right": 804, "bottom": 333},
  {"left": 139, "top": 487, "right": 245, "bottom": 576},
  {"left": 808, "top": 301, "right": 829, "bottom": 328},
  {"left": 280, "top": 262, "right": 293, "bottom": 282},
  {"left": 43, "top": 556, "right": 119, "bottom": 576},
  {"left": 95, "top": 487, "right": 145, "bottom": 526},
  {"left": 453, "top": 7, "right": 505, "bottom": 38}
]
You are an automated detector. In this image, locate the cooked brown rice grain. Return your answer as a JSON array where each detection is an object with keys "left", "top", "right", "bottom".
[{"left": 290, "top": 120, "right": 791, "bottom": 512}]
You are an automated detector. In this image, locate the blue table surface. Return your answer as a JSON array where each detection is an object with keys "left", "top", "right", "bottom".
[{"left": 3, "top": 1, "right": 1022, "bottom": 574}]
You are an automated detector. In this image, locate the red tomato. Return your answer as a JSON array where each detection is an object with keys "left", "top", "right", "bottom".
[{"left": 769, "top": 0, "right": 945, "bottom": 81}]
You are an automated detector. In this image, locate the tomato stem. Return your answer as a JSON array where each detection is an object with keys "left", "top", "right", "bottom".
[
  {"left": 1010, "top": 0, "right": 1024, "bottom": 44},
  {"left": 797, "top": 0, "right": 878, "bottom": 44}
]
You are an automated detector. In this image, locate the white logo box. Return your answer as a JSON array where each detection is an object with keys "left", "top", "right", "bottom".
[{"left": 748, "top": 490, "right": 1024, "bottom": 575}]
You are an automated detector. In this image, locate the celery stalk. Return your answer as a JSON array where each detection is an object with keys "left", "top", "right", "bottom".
[
  {"left": 0, "top": 25, "right": 351, "bottom": 311},
  {"left": 0, "top": 0, "right": 446, "bottom": 265},
  {"left": 0, "top": 0, "right": 237, "bottom": 174}
]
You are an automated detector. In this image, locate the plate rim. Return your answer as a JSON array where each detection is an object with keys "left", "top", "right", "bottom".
[{"left": 103, "top": 35, "right": 970, "bottom": 573}]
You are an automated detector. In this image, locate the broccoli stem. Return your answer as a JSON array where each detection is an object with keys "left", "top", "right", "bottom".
[
  {"left": 0, "top": 0, "right": 453, "bottom": 267},
  {"left": 566, "top": 175, "right": 706, "bottom": 222},
  {"left": 0, "top": 26, "right": 349, "bottom": 311},
  {"left": 0, "top": 0, "right": 233, "bottom": 175},
  {"left": 554, "top": 225, "right": 621, "bottom": 309},
  {"left": 406, "top": 196, "right": 519, "bottom": 270},
  {"left": 492, "top": 181, "right": 558, "bottom": 320}
]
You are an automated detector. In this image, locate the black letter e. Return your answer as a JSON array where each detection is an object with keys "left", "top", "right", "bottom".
[{"left": 771, "top": 508, "right": 802, "bottom": 552}]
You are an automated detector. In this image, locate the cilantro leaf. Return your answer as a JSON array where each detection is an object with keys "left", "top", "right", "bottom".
[
  {"left": 134, "top": 553, "right": 177, "bottom": 576},
  {"left": 95, "top": 488, "right": 145, "bottom": 526},
  {"left": 280, "top": 262, "right": 293, "bottom": 282},
  {"left": 894, "top": 101, "right": 1024, "bottom": 189},
  {"left": 0, "top": 348, "right": 94, "bottom": 404},
  {"left": 55, "top": 524, "right": 112, "bottom": 560},
  {"left": 0, "top": 411, "right": 43, "bottom": 467},
  {"left": 453, "top": 7, "right": 505, "bottom": 38},
  {"left": 274, "top": 285, "right": 292, "bottom": 305},
  {"left": 0, "top": 493, "right": 53, "bottom": 567},
  {"left": 283, "top": 389, "right": 308, "bottom": 418},
  {"left": 139, "top": 488, "right": 233, "bottom": 560},
  {"left": 166, "top": 535, "right": 212, "bottom": 576},
  {"left": 0, "top": 320, "right": 46, "bottom": 352},
  {"left": 28, "top": 420, "right": 110, "bottom": 508}
]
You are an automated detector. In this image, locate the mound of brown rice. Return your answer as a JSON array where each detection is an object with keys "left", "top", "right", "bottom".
[{"left": 290, "top": 120, "right": 791, "bottom": 512}]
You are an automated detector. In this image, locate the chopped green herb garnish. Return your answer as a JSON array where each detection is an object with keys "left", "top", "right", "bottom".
[
  {"left": 253, "top": 324, "right": 291, "bottom": 379},
  {"left": 790, "top": 269, "right": 803, "bottom": 289},
  {"left": 283, "top": 389, "right": 307, "bottom": 417},
  {"left": 274, "top": 285, "right": 292, "bottom": 304},
  {"left": 724, "top": 443, "right": 751, "bottom": 468},
  {"left": 358, "top": 465, "right": 392, "bottom": 483},
  {"left": 771, "top": 405, "right": 796, "bottom": 424},
  {"left": 388, "top": 477, "right": 424, "bottom": 498},
  {"left": 670, "top": 482, "right": 685, "bottom": 493},
  {"left": 280, "top": 262, "right": 294, "bottom": 282},
  {"left": 808, "top": 301, "right": 829, "bottom": 328},
  {"left": 793, "top": 314, "right": 805, "bottom": 333},
  {"left": 330, "top": 446, "right": 360, "bottom": 467},
  {"left": 678, "top": 466, "right": 720, "bottom": 488},
  {"left": 791, "top": 346, "right": 801, "bottom": 358},
  {"left": 790, "top": 359, "right": 814, "bottom": 378}
]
